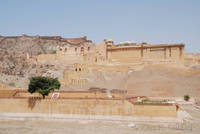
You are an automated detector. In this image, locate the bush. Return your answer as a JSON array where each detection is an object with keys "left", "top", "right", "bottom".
[
  {"left": 28, "top": 76, "right": 61, "bottom": 99},
  {"left": 184, "top": 95, "right": 190, "bottom": 101},
  {"left": 51, "top": 50, "right": 56, "bottom": 54}
]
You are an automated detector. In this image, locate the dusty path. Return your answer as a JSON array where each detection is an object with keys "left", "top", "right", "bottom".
[{"left": 0, "top": 109, "right": 200, "bottom": 134}]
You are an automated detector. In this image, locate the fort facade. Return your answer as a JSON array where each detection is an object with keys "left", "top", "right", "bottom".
[
  {"left": 36, "top": 38, "right": 186, "bottom": 87},
  {"left": 37, "top": 38, "right": 185, "bottom": 65}
]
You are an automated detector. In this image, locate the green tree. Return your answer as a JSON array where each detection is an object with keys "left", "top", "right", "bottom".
[
  {"left": 184, "top": 95, "right": 190, "bottom": 101},
  {"left": 28, "top": 76, "right": 61, "bottom": 99}
]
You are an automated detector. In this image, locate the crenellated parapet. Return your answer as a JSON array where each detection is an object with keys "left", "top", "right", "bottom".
[{"left": 0, "top": 35, "right": 92, "bottom": 44}]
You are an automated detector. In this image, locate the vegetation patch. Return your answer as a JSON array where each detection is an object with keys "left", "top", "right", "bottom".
[
  {"left": 28, "top": 76, "right": 61, "bottom": 99},
  {"left": 137, "top": 99, "right": 167, "bottom": 104}
]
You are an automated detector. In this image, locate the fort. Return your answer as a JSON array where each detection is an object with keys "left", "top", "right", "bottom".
[
  {"left": 1, "top": 35, "right": 200, "bottom": 89},
  {"left": 0, "top": 35, "right": 198, "bottom": 123},
  {"left": 33, "top": 36, "right": 190, "bottom": 88},
  {"left": 37, "top": 37, "right": 185, "bottom": 65},
  {"left": 0, "top": 35, "right": 200, "bottom": 90}
]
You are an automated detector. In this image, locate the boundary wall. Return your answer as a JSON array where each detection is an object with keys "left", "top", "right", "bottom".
[{"left": 0, "top": 98, "right": 177, "bottom": 118}]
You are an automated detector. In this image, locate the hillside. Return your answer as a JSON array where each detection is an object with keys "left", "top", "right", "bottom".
[
  {"left": 0, "top": 35, "right": 92, "bottom": 88},
  {"left": 64, "top": 65, "right": 200, "bottom": 98},
  {"left": 122, "top": 65, "right": 200, "bottom": 97}
]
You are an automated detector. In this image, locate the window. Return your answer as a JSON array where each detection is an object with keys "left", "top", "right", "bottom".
[
  {"left": 81, "top": 47, "right": 84, "bottom": 53},
  {"left": 88, "top": 47, "right": 90, "bottom": 51},
  {"left": 75, "top": 48, "right": 77, "bottom": 52},
  {"left": 79, "top": 68, "right": 81, "bottom": 71},
  {"left": 65, "top": 48, "right": 67, "bottom": 52}
]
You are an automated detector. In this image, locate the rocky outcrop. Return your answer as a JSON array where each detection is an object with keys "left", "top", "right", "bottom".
[
  {"left": 0, "top": 35, "right": 93, "bottom": 88},
  {"left": 0, "top": 35, "right": 92, "bottom": 56}
]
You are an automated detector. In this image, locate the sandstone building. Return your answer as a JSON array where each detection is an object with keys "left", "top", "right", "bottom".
[
  {"left": 35, "top": 37, "right": 186, "bottom": 88},
  {"left": 38, "top": 37, "right": 185, "bottom": 65}
]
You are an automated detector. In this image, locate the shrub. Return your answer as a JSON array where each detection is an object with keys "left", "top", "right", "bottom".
[
  {"left": 51, "top": 50, "right": 57, "bottom": 54},
  {"left": 184, "top": 95, "right": 190, "bottom": 101}
]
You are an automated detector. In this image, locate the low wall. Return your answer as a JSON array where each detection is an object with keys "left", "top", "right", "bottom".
[
  {"left": 0, "top": 84, "right": 7, "bottom": 90},
  {"left": 15, "top": 92, "right": 122, "bottom": 99},
  {"left": 0, "top": 98, "right": 177, "bottom": 118}
]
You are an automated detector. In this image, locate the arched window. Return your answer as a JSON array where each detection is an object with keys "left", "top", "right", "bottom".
[
  {"left": 81, "top": 47, "right": 84, "bottom": 53},
  {"left": 75, "top": 48, "right": 77, "bottom": 52},
  {"left": 80, "top": 47, "right": 84, "bottom": 54},
  {"left": 65, "top": 48, "right": 67, "bottom": 52},
  {"left": 79, "top": 68, "right": 81, "bottom": 71},
  {"left": 88, "top": 47, "right": 90, "bottom": 51}
]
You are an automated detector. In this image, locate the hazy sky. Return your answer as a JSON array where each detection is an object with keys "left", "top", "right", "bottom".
[{"left": 0, "top": 0, "right": 199, "bottom": 53}]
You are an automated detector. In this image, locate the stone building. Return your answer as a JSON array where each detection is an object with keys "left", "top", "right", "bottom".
[
  {"left": 82, "top": 39, "right": 185, "bottom": 65},
  {"left": 35, "top": 36, "right": 184, "bottom": 65},
  {"left": 34, "top": 37, "right": 186, "bottom": 87}
]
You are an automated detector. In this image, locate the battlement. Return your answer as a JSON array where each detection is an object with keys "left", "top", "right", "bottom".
[{"left": 0, "top": 35, "right": 91, "bottom": 44}]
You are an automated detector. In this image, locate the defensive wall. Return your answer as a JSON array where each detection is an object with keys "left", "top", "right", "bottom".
[
  {"left": 0, "top": 35, "right": 90, "bottom": 44},
  {"left": 0, "top": 98, "right": 177, "bottom": 119},
  {"left": 36, "top": 39, "right": 185, "bottom": 66},
  {"left": 107, "top": 44, "right": 184, "bottom": 64},
  {"left": 0, "top": 90, "right": 179, "bottom": 121}
]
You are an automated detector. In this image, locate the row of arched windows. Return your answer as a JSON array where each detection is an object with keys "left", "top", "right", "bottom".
[{"left": 60, "top": 47, "right": 91, "bottom": 53}]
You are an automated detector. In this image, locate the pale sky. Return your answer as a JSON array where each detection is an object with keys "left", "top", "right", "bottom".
[{"left": 0, "top": 0, "right": 200, "bottom": 53}]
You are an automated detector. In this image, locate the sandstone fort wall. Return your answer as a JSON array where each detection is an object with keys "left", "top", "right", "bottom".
[
  {"left": 0, "top": 98, "right": 177, "bottom": 118},
  {"left": 107, "top": 45, "right": 184, "bottom": 63}
]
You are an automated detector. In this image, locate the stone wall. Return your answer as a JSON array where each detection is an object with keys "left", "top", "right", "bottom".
[
  {"left": 107, "top": 44, "right": 184, "bottom": 64},
  {"left": 0, "top": 85, "right": 7, "bottom": 90},
  {"left": 0, "top": 98, "right": 177, "bottom": 118},
  {"left": 37, "top": 42, "right": 185, "bottom": 68},
  {"left": 184, "top": 52, "right": 200, "bottom": 66}
]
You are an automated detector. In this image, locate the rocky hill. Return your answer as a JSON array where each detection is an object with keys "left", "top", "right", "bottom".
[
  {"left": 0, "top": 35, "right": 91, "bottom": 56},
  {"left": 0, "top": 35, "right": 93, "bottom": 88}
]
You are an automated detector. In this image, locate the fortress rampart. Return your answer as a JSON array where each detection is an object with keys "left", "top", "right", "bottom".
[
  {"left": 0, "top": 35, "right": 91, "bottom": 44},
  {"left": 0, "top": 90, "right": 177, "bottom": 119},
  {"left": 0, "top": 98, "right": 177, "bottom": 118},
  {"left": 107, "top": 44, "right": 184, "bottom": 63}
]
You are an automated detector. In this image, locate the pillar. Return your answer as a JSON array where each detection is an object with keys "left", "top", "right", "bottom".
[{"left": 141, "top": 45, "right": 144, "bottom": 58}]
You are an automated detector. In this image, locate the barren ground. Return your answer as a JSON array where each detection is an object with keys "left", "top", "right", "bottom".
[{"left": 0, "top": 105, "right": 200, "bottom": 134}]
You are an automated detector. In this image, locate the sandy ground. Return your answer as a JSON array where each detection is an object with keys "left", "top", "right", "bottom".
[{"left": 0, "top": 105, "right": 200, "bottom": 134}]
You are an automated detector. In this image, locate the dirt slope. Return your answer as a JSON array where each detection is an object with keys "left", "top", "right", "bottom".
[{"left": 122, "top": 66, "right": 200, "bottom": 97}]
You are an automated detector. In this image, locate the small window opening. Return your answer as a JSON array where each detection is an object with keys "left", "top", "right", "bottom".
[{"left": 81, "top": 47, "right": 84, "bottom": 53}]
